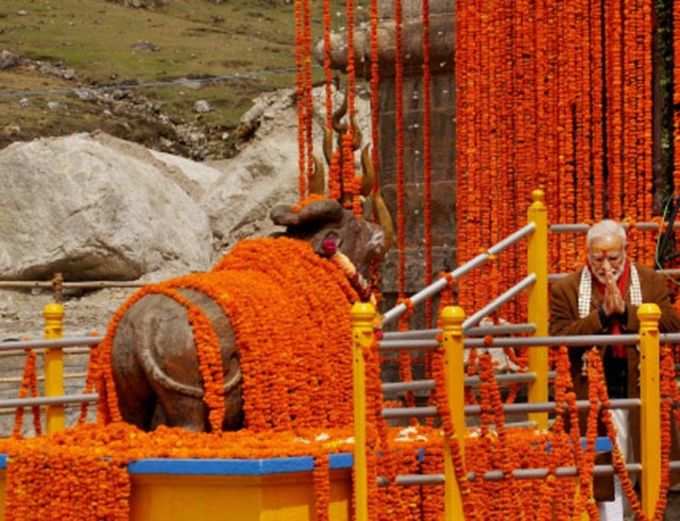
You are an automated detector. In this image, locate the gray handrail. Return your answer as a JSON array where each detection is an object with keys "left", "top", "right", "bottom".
[
  {"left": 550, "top": 222, "right": 680, "bottom": 233},
  {"left": 382, "top": 223, "right": 536, "bottom": 326},
  {"left": 384, "top": 461, "right": 680, "bottom": 485},
  {"left": 462, "top": 274, "right": 536, "bottom": 329},
  {"left": 380, "top": 333, "right": 640, "bottom": 351},
  {"left": 549, "top": 269, "right": 680, "bottom": 282},
  {"left": 382, "top": 323, "right": 537, "bottom": 340},
  {"left": 464, "top": 334, "right": 639, "bottom": 348},
  {"left": 0, "top": 337, "right": 102, "bottom": 350},
  {"left": 0, "top": 394, "right": 98, "bottom": 408},
  {"left": 382, "top": 398, "right": 640, "bottom": 419},
  {"left": 382, "top": 372, "right": 542, "bottom": 394},
  {"left": 0, "top": 281, "right": 147, "bottom": 289}
]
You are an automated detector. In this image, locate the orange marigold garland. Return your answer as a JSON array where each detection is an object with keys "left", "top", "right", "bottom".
[
  {"left": 422, "top": 0, "right": 433, "bottom": 328},
  {"left": 313, "top": 452, "right": 331, "bottom": 521},
  {"left": 369, "top": 0, "right": 380, "bottom": 196},
  {"left": 12, "top": 349, "right": 40, "bottom": 438},
  {"left": 394, "top": 0, "right": 406, "bottom": 299}
]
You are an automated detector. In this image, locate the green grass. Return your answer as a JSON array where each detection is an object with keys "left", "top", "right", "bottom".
[
  {"left": 0, "top": 0, "right": 296, "bottom": 81},
  {"left": 0, "top": 0, "right": 372, "bottom": 153}
]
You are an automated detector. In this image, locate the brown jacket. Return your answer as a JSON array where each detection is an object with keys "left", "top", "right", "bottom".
[
  {"left": 550, "top": 264, "right": 680, "bottom": 338},
  {"left": 549, "top": 264, "right": 680, "bottom": 497}
]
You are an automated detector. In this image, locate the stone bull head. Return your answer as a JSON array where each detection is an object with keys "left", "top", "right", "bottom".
[
  {"left": 112, "top": 187, "right": 393, "bottom": 432},
  {"left": 270, "top": 197, "right": 393, "bottom": 283}
]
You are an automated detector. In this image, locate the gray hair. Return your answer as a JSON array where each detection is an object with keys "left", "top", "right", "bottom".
[{"left": 586, "top": 219, "right": 627, "bottom": 248}]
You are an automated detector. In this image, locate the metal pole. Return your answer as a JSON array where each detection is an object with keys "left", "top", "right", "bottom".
[
  {"left": 387, "top": 461, "right": 680, "bottom": 486},
  {"left": 550, "top": 222, "right": 680, "bottom": 233},
  {"left": 383, "top": 328, "right": 440, "bottom": 340},
  {"left": 351, "top": 301, "right": 375, "bottom": 521},
  {"left": 379, "top": 339, "right": 439, "bottom": 350},
  {"left": 382, "top": 398, "right": 640, "bottom": 419},
  {"left": 464, "top": 333, "right": 639, "bottom": 348},
  {"left": 465, "top": 323, "right": 536, "bottom": 336},
  {"left": 0, "top": 337, "right": 102, "bottom": 351},
  {"left": 381, "top": 372, "right": 542, "bottom": 394},
  {"left": 382, "top": 321, "right": 535, "bottom": 340},
  {"left": 660, "top": 332, "right": 680, "bottom": 344},
  {"left": 441, "top": 305, "right": 466, "bottom": 521},
  {"left": 0, "top": 394, "right": 98, "bottom": 408},
  {"left": 550, "top": 269, "right": 680, "bottom": 282},
  {"left": 382, "top": 334, "right": 641, "bottom": 350},
  {"left": 381, "top": 223, "right": 536, "bottom": 327},
  {"left": 527, "top": 189, "right": 549, "bottom": 430},
  {"left": 639, "top": 303, "right": 661, "bottom": 518},
  {"left": 462, "top": 274, "right": 536, "bottom": 329},
  {"left": 44, "top": 302, "right": 65, "bottom": 433}
]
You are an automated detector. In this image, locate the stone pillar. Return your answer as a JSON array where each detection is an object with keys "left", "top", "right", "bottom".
[{"left": 320, "top": 0, "right": 455, "bottom": 329}]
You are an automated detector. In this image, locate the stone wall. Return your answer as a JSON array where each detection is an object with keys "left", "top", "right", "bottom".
[{"left": 321, "top": 0, "right": 456, "bottom": 327}]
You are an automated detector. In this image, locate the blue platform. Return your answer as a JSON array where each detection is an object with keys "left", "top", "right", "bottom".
[{"left": 0, "top": 437, "right": 611, "bottom": 475}]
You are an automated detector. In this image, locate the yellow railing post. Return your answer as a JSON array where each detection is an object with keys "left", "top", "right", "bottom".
[
  {"left": 527, "top": 188, "right": 549, "bottom": 430},
  {"left": 352, "top": 301, "right": 376, "bottom": 521},
  {"left": 441, "top": 305, "right": 467, "bottom": 521},
  {"left": 638, "top": 303, "right": 661, "bottom": 518},
  {"left": 44, "top": 302, "right": 65, "bottom": 433}
]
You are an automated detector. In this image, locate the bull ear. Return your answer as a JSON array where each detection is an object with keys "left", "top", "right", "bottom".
[
  {"left": 372, "top": 192, "right": 394, "bottom": 252},
  {"left": 298, "top": 199, "right": 343, "bottom": 225},
  {"left": 270, "top": 204, "right": 301, "bottom": 227}
]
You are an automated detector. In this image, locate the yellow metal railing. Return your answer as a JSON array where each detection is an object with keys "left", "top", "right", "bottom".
[
  {"left": 352, "top": 188, "right": 669, "bottom": 520},
  {"left": 639, "top": 303, "right": 662, "bottom": 519},
  {"left": 527, "top": 189, "right": 549, "bottom": 430},
  {"left": 441, "top": 305, "right": 466, "bottom": 520},
  {"left": 43, "top": 302, "right": 65, "bottom": 434},
  {"left": 351, "top": 301, "right": 376, "bottom": 521}
]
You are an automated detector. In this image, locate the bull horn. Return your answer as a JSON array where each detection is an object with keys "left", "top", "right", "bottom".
[
  {"left": 308, "top": 155, "right": 326, "bottom": 195},
  {"left": 360, "top": 144, "right": 375, "bottom": 197},
  {"left": 372, "top": 192, "right": 394, "bottom": 252},
  {"left": 351, "top": 116, "right": 362, "bottom": 150},
  {"left": 332, "top": 92, "right": 348, "bottom": 133},
  {"left": 323, "top": 127, "right": 334, "bottom": 166}
]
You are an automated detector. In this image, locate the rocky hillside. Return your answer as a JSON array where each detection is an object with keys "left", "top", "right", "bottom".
[{"left": 0, "top": 0, "right": 370, "bottom": 157}]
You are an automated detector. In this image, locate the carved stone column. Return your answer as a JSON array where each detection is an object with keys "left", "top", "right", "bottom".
[{"left": 320, "top": 0, "right": 455, "bottom": 328}]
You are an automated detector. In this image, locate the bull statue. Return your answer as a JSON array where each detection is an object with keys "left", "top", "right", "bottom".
[{"left": 110, "top": 151, "right": 393, "bottom": 432}]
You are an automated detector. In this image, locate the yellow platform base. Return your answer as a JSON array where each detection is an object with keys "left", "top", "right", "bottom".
[{"left": 0, "top": 462, "right": 351, "bottom": 521}]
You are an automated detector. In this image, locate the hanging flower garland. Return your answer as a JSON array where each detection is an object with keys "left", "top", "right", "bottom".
[
  {"left": 294, "top": 0, "right": 308, "bottom": 199},
  {"left": 322, "top": 0, "right": 333, "bottom": 132},
  {"left": 369, "top": 0, "right": 380, "bottom": 196},
  {"left": 12, "top": 348, "right": 40, "bottom": 439},
  {"left": 422, "top": 0, "right": 433, "bottom": 328}
]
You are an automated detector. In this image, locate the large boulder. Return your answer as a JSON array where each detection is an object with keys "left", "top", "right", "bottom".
[
  {"left": 0, "top": 134, "right": 212, "bottom": 281},
  {"left": 203, "top": 85, "right": 371, "bottom": 249}
]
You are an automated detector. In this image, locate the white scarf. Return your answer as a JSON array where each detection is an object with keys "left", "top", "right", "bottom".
[{"left": 577, "top": 264, "right": 642, "bottom": 319}]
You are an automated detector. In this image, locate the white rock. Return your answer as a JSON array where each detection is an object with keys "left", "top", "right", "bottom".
[
  {"left": 203, "top": 85, "right": 370, "bottom": 250},
  {"left": 193, "top": 100, "right": 212, "bottom": 113},
  {"left": 0, "top": 134, "right": 212, "bottom": 281}
]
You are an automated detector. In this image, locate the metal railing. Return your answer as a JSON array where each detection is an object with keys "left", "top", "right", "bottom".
[
  {"left": 0, "top": 306, "right": 100, "bottom": 435},
  {"left": 381, "top": 222, "right": 536, "bottom": 327},
  {"left": 352, "top": 189, "right": 675, "bottom": 520},
  {"left": 355, "top": 300, "right": 672, "bottom": 519}
]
